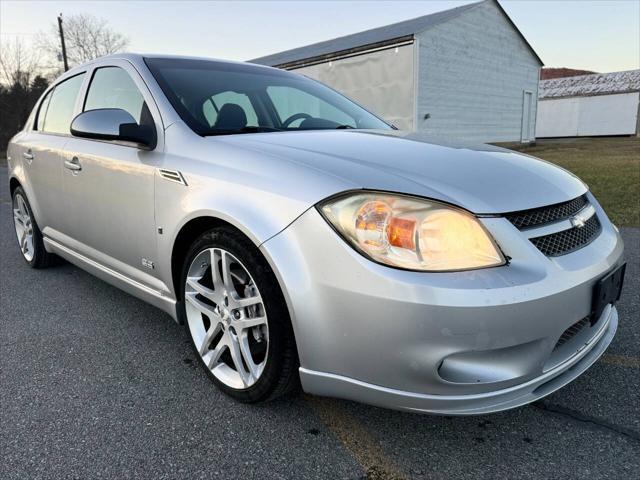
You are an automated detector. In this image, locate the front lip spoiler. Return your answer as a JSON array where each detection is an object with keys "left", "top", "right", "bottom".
[{"left": 300, "top": 306, "right": 617, "bottom": 416}]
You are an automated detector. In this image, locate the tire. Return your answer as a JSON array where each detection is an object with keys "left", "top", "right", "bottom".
[
  {"left": 11, "top": 186, "right": 57, "bottom": 269},
  {"left": 179, "top": 226, "right": 299, "bottom": 402}
]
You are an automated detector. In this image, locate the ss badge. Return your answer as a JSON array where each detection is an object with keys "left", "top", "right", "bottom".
[{"left": 141, "top": 258, "right": 155, "bottom": 269}]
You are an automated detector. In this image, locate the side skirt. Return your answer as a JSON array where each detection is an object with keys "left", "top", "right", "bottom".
[{"left": 44, "top": 237, "right": 178, "bottom": 321}]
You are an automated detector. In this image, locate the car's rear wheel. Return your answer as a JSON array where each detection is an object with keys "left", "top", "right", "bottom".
[
  {"left": 12, "top": 187, "right": 57, "bottom": 268},
  {"left": 180, "top": 227, "right": 299, "bottom": 402}
]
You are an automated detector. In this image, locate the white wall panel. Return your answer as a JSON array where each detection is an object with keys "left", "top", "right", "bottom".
[
  {"left": 416, "top": 1, "right": 541, "bottom": 143},
  {"left": 536, "top": 92, "right": 639, "bottom": 137},
  {"left": 577, "top": 92, "right": 639, "bottom": 136},
  {"left": 536, "top": 98, "right": 580, "bottom": 137}
]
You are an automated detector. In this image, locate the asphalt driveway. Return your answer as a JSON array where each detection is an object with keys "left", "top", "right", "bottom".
[{"left": 1, "top": 168, "right": 638, "bottom": 479}]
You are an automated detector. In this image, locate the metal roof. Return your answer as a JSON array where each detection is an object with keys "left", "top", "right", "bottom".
[
  {"left": 251, "top": 0, "right": 542, "bottom": 68},
  {"left": 539, "top": 70, "right": 640, "bottom": 99}
]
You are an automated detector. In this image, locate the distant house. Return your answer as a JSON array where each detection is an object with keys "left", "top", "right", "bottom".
[
  {"left": 536, "top": 70, "right": 640, "bottom": 138},
  {"left": 251, "top": 0, "right": 543, "bottom": 143},
  {"left": 540, "top": 68, "right": 596, "bottom": 80}
]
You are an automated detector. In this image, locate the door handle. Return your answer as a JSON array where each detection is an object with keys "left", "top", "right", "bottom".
[
  {"left": 64, "top": 157, "right": 82, "bottom": 172},
  {"left": 23, "top": 150, "right": 34, "bottom": 163}
]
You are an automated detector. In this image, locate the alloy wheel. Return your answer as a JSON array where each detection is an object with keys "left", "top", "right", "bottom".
[
  {"left": 185, "top": 248, "right": 269, "bottom": 389},
  {"left": 13, "top": 193, "right": 35, "bottom": 262}
]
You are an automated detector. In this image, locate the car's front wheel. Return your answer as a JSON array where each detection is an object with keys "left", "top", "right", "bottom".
[
  {"left": 12, "top": 187, "right": 57, "bottom": 268},
  {"left": 180, "top": 227, "right": 299, "bottom": 402}
]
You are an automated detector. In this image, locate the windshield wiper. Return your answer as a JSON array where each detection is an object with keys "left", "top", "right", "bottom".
[
  {"left": 336, "top": 124, "right": 355, "bottom": 129},
  {"left": 203, "top": 126, "right": 283, "bottom": 136}
]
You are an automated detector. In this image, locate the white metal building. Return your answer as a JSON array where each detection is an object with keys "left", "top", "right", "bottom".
[
  {"left": 536, "top": 70, "right": 640, "bottom": 138},
  {"left": 251, "top": 0, "right": 543, "bottom": 143}
]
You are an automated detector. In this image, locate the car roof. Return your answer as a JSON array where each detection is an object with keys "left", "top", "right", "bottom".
[{"left": 61, "top": 53, "right": 284, "bottom": 80}]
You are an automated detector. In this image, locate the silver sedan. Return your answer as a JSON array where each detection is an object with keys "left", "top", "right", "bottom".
[{"left": 7, "top": 54, "right": 625, "bottom": 414}]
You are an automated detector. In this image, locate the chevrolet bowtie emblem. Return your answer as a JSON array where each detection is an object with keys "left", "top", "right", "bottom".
[{"left": 571, "top": 215, "right": 587, "bottom": 228}]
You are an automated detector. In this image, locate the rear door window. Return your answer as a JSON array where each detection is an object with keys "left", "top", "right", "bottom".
[{"left": 42, "top": 73, "right": 85, "bottom": 134}]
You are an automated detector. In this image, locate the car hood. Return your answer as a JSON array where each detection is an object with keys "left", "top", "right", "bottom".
[{"left": 216, "top": 130, "right": 587, "bottom": 214}]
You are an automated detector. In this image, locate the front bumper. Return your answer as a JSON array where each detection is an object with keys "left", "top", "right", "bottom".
[
  {"left": 299, "top": 305, "right": 617, "bottom": 415},
  {"left": 260, "top": 195, "right": 624, "bottom": 414}
]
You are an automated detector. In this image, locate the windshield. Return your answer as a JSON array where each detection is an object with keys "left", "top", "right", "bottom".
[{"left": 145, "top": 57, "right": 391, "bottom": 136}]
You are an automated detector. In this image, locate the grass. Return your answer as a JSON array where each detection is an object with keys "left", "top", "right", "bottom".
[{"left": 501, "top": 137, "right": 640, "bottom": 227}]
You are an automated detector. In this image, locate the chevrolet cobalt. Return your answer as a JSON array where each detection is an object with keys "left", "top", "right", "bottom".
[{"left": 7, "top": 54, "right": 625, "bottom": 414}]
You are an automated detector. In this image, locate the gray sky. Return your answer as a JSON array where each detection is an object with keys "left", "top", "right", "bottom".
[{"left": 1, "top": 0, "right": 638, "bottom": 72}]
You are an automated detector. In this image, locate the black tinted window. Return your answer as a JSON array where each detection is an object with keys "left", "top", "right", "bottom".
[
  {"left": 42, "top": 73, "right": 85, "bottom": 134},
  {"left": 145, "top": 58, "right": 390, "bottom": 135},
  {"left": 84, "top": 67, "right": 149, "bottom": 125}
]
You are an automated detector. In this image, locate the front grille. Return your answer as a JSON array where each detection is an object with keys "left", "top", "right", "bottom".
[
  {"left": 506, "top": 195, "right": 588, "bottom": 230},
  {"left": 529, "top": 214, "right": 601, "bottom": 256},
  {"left": 554, "top": 317, "right": 590, "bottom": 350}
]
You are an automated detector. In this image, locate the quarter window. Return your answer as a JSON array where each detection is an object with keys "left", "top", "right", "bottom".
[
  {"left": 36, "top": 89, "right": 53, "bottom": 131},
  {"left": 42, "top": 73, "right": 85, "bottom": 134},
  {"left": 84, "top": 67, "right": 151, "bottom": 126}
]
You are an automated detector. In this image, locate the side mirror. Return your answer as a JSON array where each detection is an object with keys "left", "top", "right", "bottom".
[{"left": 71, "top": 108, "right": 156, "bottom": 149}]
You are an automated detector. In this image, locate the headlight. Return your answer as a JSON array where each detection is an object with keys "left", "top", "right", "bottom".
[{"left": 318, "top": 192, "right": 506, "bottom": 272}]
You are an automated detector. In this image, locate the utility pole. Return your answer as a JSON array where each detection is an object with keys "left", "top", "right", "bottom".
[{"left": 57, "top": 14, "right": 69, "bottom": 72}]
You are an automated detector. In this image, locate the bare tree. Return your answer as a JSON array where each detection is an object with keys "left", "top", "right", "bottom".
[
  {"left": 39, "top": 14, "right": 129, "bottom": 68},
  {"left": 0, "top": 38, "right": 48, "bottom": 147},
  {"left": 0, "top": 38, "right": 41, "bottom": 88}
]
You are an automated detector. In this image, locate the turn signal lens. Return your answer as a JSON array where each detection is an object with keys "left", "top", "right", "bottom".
[
  {"left": 387, "top": 217, "right": 416, "bottom": 250},
  {"left": 319, "top": 192, "right": 505, "bottom": 272}
]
